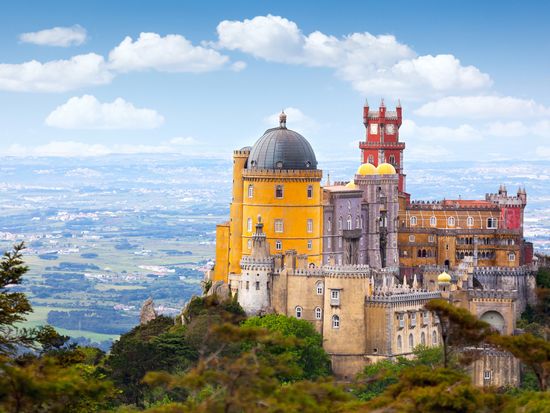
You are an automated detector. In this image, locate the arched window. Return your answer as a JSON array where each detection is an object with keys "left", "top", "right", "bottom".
[
  {"left": 295, "top": 306, "right": 302, "bottom": 319},
  {"left": 307, "top": 185, "right": 313, "bottom": 199},
  {"left": 332, "top": 315, "right": 340, "bottom": 329},
  {"left": 368, "top": 155, "right": 374, "bottom": 164},
  {"left": 409, "top": 333, "right": 414, "bottom": 349},
  {"left": 432, "top": 330, "right": 438, "bottom": 345},
  {"left": 447, "top": 216, "right": 455, "bottom": 227},
  {"left": 275, "top": 240, "right": 282, "bottom": 250},
  {"left": 389, "top": 155, "right": 396, "bottom": 164},
  {"left": 421, "top": 332, "right": 426, "bottom": 345},
  {"left": 307, "top": 219, "right": 313, "bottom": 233},
  {"left": 315, "top": 307, "right": 322, "bottom": 320},
  {"left": 467, "top": 216, "right": 474, "bottom": 227},
  {"left": 275, "top": 185, "right": 284, "bottom": 198},
  {"left": 417, "top": 249, "right": 422, "bottom": 258},
  {"left": 327, "top": 217, "right": 332, "bottom": 232},
  {"left": 509, "top": 252, "right": 516, "bottom": 262},
  {"left": 247, "top": 218, "right": 252, "bottom": 232},
  {"left": 422, "top": 249, "right": 427, "bottom": 257},
  {"left": 487, "top": 218, "right": 498, "bottom": 229},
  {"left": 316, "top": 281, "right": 324, "bottom": 295},
  {"left": 338, "top": 217, "right": 343, "bottom": 230},
  {"left": 347, "top": 215, "right": 352, "bottom": 230},
  {"left": 397, "top": 335, "right": 402, "bottom": 352},
  {"left": 430, "top": 216, "right": 437, "bottom": 227},
  {"left": 248, "top": 184, "right": 254, "bottom": 198},
  {"left": 410, "top": 216, "right": 417, "bottom": 226}
]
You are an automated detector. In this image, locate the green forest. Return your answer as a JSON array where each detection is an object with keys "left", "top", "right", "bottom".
[{"left": 2, "top": 242, "right": 550, "bottom": 413}]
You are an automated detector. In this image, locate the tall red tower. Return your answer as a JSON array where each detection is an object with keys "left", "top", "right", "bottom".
[{"left": 359, "top": 99, "right": 406, "bottom": 193}]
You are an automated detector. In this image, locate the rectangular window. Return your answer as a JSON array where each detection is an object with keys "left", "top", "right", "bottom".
[
  {"left": 274, "top": 219, "right": 284, "bottom": 233},
  {"left": 307, "top": 219, "right": 313, "bottom": 233},
  {"left": 428, "top": 235, "right": 435, "bottom": 243},
  {"left": 409, "top": 235, "right": 415, "bottom": 243},
  {"left": 330, "top": 289, "right": 340, "bottom": 306},
  {"left": 484, "top": 370, "right": 491, "bottom": 380},
  {"left": 307, "top": 240, "right": 312, "bottom": 250},
  {"left": 275, "top": 240, "right": 282, "bottom": 250},
  {"left": 246, "top": 281, "right": 249, "bottom": 290},
  {"left": 255, "top": 281, "right": 260, "bottom": 290},
  {"left": 487, "top": 217, "right": 498, "bottom": 229},
  {"left": 307, "top": 185, "right": 313, "bottom": 199},
  {"left": 275, "top": 185, "right": 284, "bottom": 198}
]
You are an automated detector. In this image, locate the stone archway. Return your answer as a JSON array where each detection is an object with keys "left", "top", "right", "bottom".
[{"left": 480, "top": 310, "right": 505, "bottom": 334}]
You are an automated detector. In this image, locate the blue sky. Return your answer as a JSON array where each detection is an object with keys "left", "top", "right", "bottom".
[{"left": 0, "top": 0, "right": 549, "bottom": 162}]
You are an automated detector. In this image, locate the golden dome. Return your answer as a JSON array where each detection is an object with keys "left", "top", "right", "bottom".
[
  {"left": 377, "top": 163, "right": 397, "bottom": 175},
  {"left": 345, "top": 181, "right": 357, "bottom": 189},
  {"left": 437, "top": 271, "right": 452, "bottom": 283},
  {"left": 356, "top": 163, "right": 377, "bottom": 175}
]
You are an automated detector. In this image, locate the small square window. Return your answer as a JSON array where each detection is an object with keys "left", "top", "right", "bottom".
[
  {"left": 275, "top": 185, "right": 284, "bottom": 198},
  {"left": 307, "top": 240, "right": 312, "bottom": 250}
]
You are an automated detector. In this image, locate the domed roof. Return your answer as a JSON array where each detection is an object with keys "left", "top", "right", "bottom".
[
  {"left": 377, "top": 163, "right": 397, "bottom": 175},
  {"left": 437, "top": 271, "right": 452, "bottom": 283},
  {"left": 357, "top": 163, "right": 377, "bottom": 175},
  {"left": 345, "top": 181, "right": 357, "bottom": 189},
  {"left": 247, "top": 113, "right": 317, "bottom": 170}
]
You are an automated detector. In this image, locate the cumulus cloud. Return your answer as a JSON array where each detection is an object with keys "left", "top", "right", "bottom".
[
  {"left": 400, "top": 119, "right": 481, "bottom": 142},
  {"left": 265, "top": 107, "right": 318, "bottom": 133},
  {"left": 0, "top": 53, "right": 112, "bottom": 92},
  {"left": 415, "top": 96, "right": 550, "bottom": 119},
  {"left": 216, "top": 15, "right": 491, "bottom": 97},
  {"left": 19, "top": 25, "right": 87, "bottom": 47},
  {"left": 487, "top": 120, "right": 550, "bottom": 138},
  {"left": 108, "top": 32, "right": 229, "bottom": 72},
  {"left": 45, "top": 95, "right": 164, "bottom": 129}
]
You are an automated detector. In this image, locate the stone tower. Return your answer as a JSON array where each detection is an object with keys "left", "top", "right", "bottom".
[
  {"left": 237, "top": 217, "right": 274, "bottom": 315},
  {"left": 359, "top": 99, "right": 406, "bottom": 193}
]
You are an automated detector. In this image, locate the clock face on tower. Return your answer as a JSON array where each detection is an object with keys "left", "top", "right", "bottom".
[
  {"left": 370, "top": 124, "right": 378, "bottom": 134},
  {"left": 385, "top": 124, "right": 395, "bottom": 134}
]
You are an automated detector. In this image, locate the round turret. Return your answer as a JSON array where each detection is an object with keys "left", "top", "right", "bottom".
[
  {"left": 377, "top": 163, "right": 397, "bottom": 175},
  {"left": 356, "top": 163, "right": 377, "bottom": 175}
]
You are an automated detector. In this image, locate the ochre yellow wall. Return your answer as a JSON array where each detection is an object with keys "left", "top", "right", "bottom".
[
  {"left": 213, "top": 223, "right": 230, "bottom": 282},
  {"left": 241, "top": 170, "right": 323, "bottom": 265},
  {"left": 228, "top": 150, "right": 249, "bottom": 275}
]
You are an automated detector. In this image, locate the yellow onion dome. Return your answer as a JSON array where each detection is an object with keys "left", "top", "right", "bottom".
[
  {"left": 345, "top": 181, "right": 357, "bottom": 189},
  {"left": 376, "top": 163, "right": 397, "bottom": 175},
  {"left": 356, "top": 162, "right": 377, "bottom": 175},
  {"left": 437, "top": 271, "right": 452, "bottom": 283}
]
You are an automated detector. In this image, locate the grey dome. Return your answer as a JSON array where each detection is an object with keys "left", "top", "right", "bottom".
[{"left": 248, "top": 127, "right": 318, "bottom": 170}]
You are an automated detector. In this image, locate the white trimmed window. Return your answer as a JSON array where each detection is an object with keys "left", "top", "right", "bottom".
[
  {"left": 295, "top": 306, "right": 302, "bottom": 319},
  {"left": 307, "top": 219, "right": 313, "bottom": 233},
  {"left": 332, "top": 315, "right": 340, "bottom": 329},
  {"left": 346, "top": 215, "right": 352, "bottom": 230},
  {"left": 410, "top": 216, "right": 417, "bottom": 226},
  {"left": 274, "top": 219, "right": 284, "bottom": 233},
  {"left": 487, "top": 218, "right": 498, "bottom": 229},
  {"left": 428, "top": 235, "right": 435, "bottom": 243},
  {"left": 315, "top": 307, "right": 322, "bottom": 320},
  {"left": 247, "top": 184, "right": 254, "bottom": 198},
  {"left": 509, "top": 252, "right": 515, "bottom": 262},
  {"left": 447, "top": 216, "right": 455, "bottom": 227},
  {"left": 275, "top": 240, "right": 282, "bottom": 250},
  {"left": 467, "top": 216, "right": 474, "bottom": 227},
  {"left": 368, "top": 155, "right": 374, "bottom": 164},
  {"left": 316, "top": 281, "right": 324, "bottom": 295},
  {"left": 247, "top": 218, "right": 253, "bottom": 232},
  {"left": 484, "top": 370, "right": 492, "bottom": 380},
  {"left": 430, "top": 216, "right": 437, "bottom": 227}
]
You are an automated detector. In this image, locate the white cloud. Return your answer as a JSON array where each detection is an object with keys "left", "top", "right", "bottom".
[
  {"left": 400, "top": 119, "right": 481, "bottom": 142},
  {"left": 216, "top": 15, "right": 491, "bottom": 97},
  {"left": 415, "top": 96, "right": 550, "bottom": 119},
  {"left": 108, "top": 32, "right": 229, "bottom": 73},
  {"left": 45, "top": 95, "right": 164, "bottom": 129},
  {"left": 487, "top": 120, "right": 550, "bottom": 138},
  {"left": 19, "top": 25, "right": 87, "bottom": 47},
  {"left": 0, "top": 137, "right": 216, "bottom": 158},
  {"left": 169, "top": 136, "right": 197, "bottom": 145},
  {"left": 0, "top": 53, "right": 112, "bottom": 92},
  {"left": 265, "top": 107, "right": 318, "bottom": 133}
]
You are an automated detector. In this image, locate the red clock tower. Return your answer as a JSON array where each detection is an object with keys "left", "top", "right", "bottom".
[{"left": 359, "top": 99, "right": 406, "bottom": 193}]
